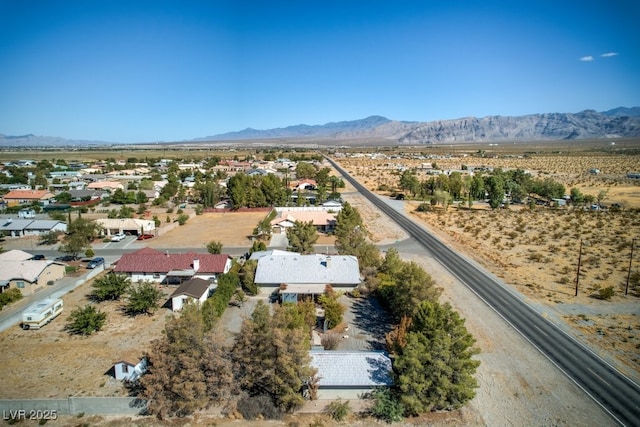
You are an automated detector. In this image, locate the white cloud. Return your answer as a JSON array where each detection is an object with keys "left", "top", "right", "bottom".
[
  {"left": 579, "top": 55, "right": 594, "bottom": 62},
  {"left": 601, "top": 52, "right": 618, "bottom": 58}
]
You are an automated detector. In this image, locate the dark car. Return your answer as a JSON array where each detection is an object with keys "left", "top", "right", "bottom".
[
  {"left": 86, "top": 257, "right": 105, "bottom": 269},
  {"left": 54, "top": 255, "right": 78, "bottom": 262},
  {"left": 137, "top": 234, "right": 154, "bottom": 240},
  {"left": 31, "top": 254, "right": 46, "bottom": 260}
]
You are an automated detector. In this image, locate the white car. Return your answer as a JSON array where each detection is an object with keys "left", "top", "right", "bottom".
[{"left": 111, "top": 233, "right": 126, "bottom": 242}]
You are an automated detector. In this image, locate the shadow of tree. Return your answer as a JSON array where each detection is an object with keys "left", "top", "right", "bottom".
[{"left": 349, "top": 297, "right": 393, "bottom": 351}]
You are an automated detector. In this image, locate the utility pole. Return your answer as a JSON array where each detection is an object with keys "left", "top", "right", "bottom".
[
  {"left": 575, "top": 239, "right": 583, "bottom": 297},
  {"left": 626, "top": 238, "right": 636, "bottom": 296}
]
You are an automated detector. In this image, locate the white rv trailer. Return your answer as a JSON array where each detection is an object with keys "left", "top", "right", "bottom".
[{"left": 21, "top": 299, "right": 64, "bottom": 330}]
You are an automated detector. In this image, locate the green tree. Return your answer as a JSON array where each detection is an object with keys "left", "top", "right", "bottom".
[
  {"left": 135, "top": 191, "right": 149, "bottom": 204},
  {"left": 570, "top": 187, "right": 585, "bottom": 205},
  {"left": 206, "top": 240, "right": 223, "bottom": 254},
  {"left": 286, "top": 220, "right": 318, "bottom": 254},
  {"left": 65, "top": 304, "right": 107, "bottom": 335},
  {"left": 250, "top": 240, "right": 267, "bottom": 253},
  {"left": 60, "top": 217, "right": 101, "bottom": 258},
  {"left": 318, "top": 292, "right": 345, "bottom": 329},
  {"left": 92, "top": 273, "right": 131, "bottom": 301},
  {"left": 334, "top": 202, "right": 366, "bottom": 255},
  {"left": 141, "top": 304, "right": 237, "bottom": 419},
  {"left": 39, "top": 231, "right": 61, "bottom": 245},
  {"left": 201, "top": 273, "right": 239, "bottom": 330},
  {"left": 125, "top": 281, "right": 163, "bottom": 316},
  {"left": 394, "top": 300, "right": 480, "bottom": 415},
  {"left": 485, "top": 175, "right": 504, "bottom": 209},
  {"left": 239, "top": 259, "right": 259, "bottom": 296},
  {"left": 399, "top": 170, "right": 419, "bottom": 197},
  {"left": 295, "top": 161, "right": 317, "bottom": 179}
]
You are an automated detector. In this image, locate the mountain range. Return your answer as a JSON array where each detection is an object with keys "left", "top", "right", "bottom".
[{"left": 2, "top": 107, "right": 639, "bottom": 147}]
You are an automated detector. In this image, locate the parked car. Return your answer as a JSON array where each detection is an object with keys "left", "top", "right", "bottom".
[
  {"left": 87, "top": 257, "right": 105, "bottom": 269},
  {"left": 31, "top": 254, "right": 46, "bottom": 260},
  {"left": 111, "top": 233, "right": 126, "bottom": 242},
  {"left": 137, "top": 234, "right": 154, "bottom": 240},
  {"left": 54, "top": 255, "right": 78, "bottom": 262}
]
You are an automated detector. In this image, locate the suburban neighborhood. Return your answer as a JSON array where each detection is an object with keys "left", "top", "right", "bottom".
[{"left": 0, "top": 146, "right": 638, "bottom": 427}]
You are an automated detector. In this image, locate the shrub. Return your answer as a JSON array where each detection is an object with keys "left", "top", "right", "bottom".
[
  {"left": 65, "top": 304, "right": 107, "bottom": 335},
  {"left": 0, "top": 288, "right": 23, "bottom": 310},
  {"left": 321, "top": 334, "right": 341, "bottom": 350},
  {"left": 85, "top": 247, "right": 95, "bottom": 258},
  {"left": 177, "top": 214, "right": 189, "bottom": 225},
  {"left": 325, "top": 399, "right": 350, "bottom": 421},
  {"left": 369, "top": 388, "right": 405, "bottom": 423},
  {"left": 194, "top": 205, "right": 204, "bottom": 215},
  {"left": 237, "top": 395, "right": 281, "bottom": 420},
  {"left": 598, "top": 286, "right": 615, "bottom": 300}
]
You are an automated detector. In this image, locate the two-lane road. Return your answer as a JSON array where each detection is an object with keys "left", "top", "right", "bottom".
[{"left": 327, "top": 157, "right": 640, "bottom": 426}]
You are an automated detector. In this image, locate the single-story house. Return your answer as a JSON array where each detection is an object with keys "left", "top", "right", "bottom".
[
  {"left": 67, "top": 189, "right": 107, "bottom": 202},
  {"left": 86, "top": 181, "right": 124, "bottom": 192},
  {"left": 2, "top": 189, "right": 55, "bottom": 207},
  {"left": 0, "top": 251, "right": 66, "bottom": 295},
  {"left": 270, "top": 207, "right": 338, "bottom": 234},
  {"left": 24, "top": 220, "right": 67, "bottom": 236},
  {"left": 169, "top": 278, "right": 212, "bottom": 311},
  {"left": 113, "top": 355, "right": 148, "bottom": 381},
  {"left": 0, "top": 219, "right": 67, "bottom": 237},
  {"left": 294, "top": 179, "right": 317, "bottom": 190},
  {"left": 96, "top": 218, "right": 155, "bottom": 236},
  {"left": 254, "top": 252, "right": 360, "bottom": 302},
  {"left": 310, "top": 350, "right": 393, "bottom": 399},
  {"left": 113, "top": 247, "right": 232, "bottom": 284}
]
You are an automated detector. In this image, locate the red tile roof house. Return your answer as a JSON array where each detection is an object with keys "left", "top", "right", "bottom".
[{"left": 113, "top": 247, "right": 232, "bottom": 284}]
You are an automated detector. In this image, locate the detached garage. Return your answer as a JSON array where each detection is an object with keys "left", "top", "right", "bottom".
[{"left": 310, "top": 350, "right": 393, "bottom": 399}]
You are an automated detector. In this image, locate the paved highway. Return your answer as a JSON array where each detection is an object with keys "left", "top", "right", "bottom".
[{"left": 327, "top": 157, "right": 640, "bottom": 426}]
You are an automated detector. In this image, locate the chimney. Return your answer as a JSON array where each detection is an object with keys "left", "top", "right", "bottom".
[{"left": 193, "top": 258, "right": 200, "bottom": 272}]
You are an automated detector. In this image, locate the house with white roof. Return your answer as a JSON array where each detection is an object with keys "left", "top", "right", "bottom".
[
  {"left": 254, "top": 251, "right": 360, "bottom": 302},
  {"left": 113, "top": 355, "right": 148, "bottom": 381},
  {"left": 309, "top": 350, "right": 393, "bottom": 399}
]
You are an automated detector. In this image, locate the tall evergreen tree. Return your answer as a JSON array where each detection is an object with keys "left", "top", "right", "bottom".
[
  {"left": 141, "top": 305, "right": 236, "bottom": 419},
  {"left": 393, "top": 300, "right": 480, "bottom": 415},
  {"left": 232, "top": 301, "right": 315, "bottom": 413},
  {"left": 286, "top": 220, "right": 318, "bottom": 254}
]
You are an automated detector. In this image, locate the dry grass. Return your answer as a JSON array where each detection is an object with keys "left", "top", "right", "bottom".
[
  {"left": 337, "top": 145, "right": 640, "bottom": 376},
  {"left": 0, "top": 273, "right": 173, "bottom": 398}
]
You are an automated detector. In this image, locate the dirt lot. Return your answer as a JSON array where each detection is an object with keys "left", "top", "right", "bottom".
[{"left": 0, "top": 272, "right": 173, "bottom": 399}]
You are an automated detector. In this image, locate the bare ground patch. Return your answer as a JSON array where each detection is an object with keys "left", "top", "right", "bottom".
[{"left": 0, "top": 273, "right": 174, "bottom": 399}]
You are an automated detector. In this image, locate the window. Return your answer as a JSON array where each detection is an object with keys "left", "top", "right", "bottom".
[
  {"left": 122, "top": 364, "right": 129, "bottom": 373},
  {"left": 16, "top": 281, "right": 25, "bottom": 289},
  {"left": 153, "top": 273, "right": 161, "bottom": 279}
]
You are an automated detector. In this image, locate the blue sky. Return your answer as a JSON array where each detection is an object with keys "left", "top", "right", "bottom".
[{"left": 1, "top": 0, "right": 638, "bottom": 143}]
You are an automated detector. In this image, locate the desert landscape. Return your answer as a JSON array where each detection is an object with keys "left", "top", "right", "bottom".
[{"left": 335, "top": 143, "right": 640, "bottom": 380}]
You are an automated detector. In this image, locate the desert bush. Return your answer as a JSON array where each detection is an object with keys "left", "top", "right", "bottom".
[
  {"left": 237, "top": 395, "right": 281, "bottom": 420},
  {"left": 598, "top": 286, "right": 615, "bottom": 300},
  {"left": 325, "top": 399, "right": 350, "bottom": 421},
  {"left": 321, "top": 334, "right": 341, "bottom": 350},
  {"left": 0, "top": 288, "right": 23, "bottom": 310}
]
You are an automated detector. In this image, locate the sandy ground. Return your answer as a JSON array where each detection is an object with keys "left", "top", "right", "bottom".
[{"left": 0, "top": 273, "right": 173, "bottom": 399}]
